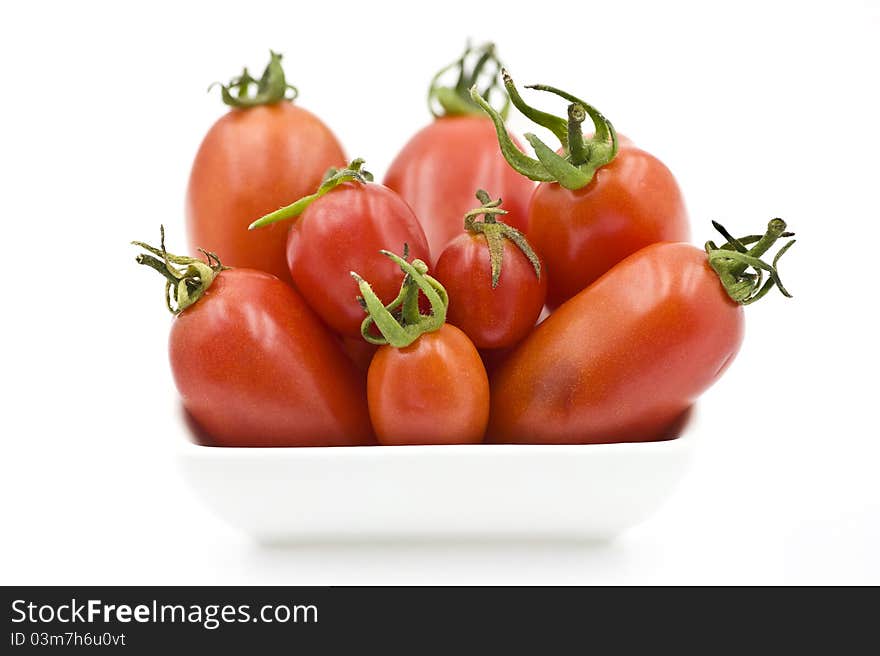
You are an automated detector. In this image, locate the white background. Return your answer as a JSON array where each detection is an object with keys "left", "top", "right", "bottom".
[{"left": 1, "top": 0, "right": 878, "bottom": 584}]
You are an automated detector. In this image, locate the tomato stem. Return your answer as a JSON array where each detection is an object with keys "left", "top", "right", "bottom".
[
  {"left": 132, "top": 226, "right": 226, "bottom": 314},
  {"left": 705, "top": 219, "right": 796, "bottom": 305},
  {"left": 428, "top": 42, "right": 509, "bottom": 119},
  {"left": 470, "top": 72, "right": 619, "bottom": 190},
  {"left": 249, "top": 158, "right": 374, "bottom": 229},
  {"left": 208, "top": 51, "right": 299, "bottom": 109},
  {"left": 351, "top": 249, "right": 449, "bottom": 348},
  {"left": 463, "top": 190, "right": 541, "bottom": 288}
]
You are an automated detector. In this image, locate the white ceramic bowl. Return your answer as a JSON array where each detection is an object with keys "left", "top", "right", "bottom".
[{"left": 178, "top": 411, "right": 695, "bottom": 543}]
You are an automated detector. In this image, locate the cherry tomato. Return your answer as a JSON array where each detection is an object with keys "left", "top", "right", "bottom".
[
  {"left": 384, "top": 43, "right": 534, "bottom": 262},
  {"left": 352, "top": 249, "right": 490, "bottom": 445},
  {"left": 487, "top": 220, "right": 795, "bottom": 444},
  {"left": 369, "top": 324, "right": 489, "bottom": 445},
  {"left": 434, "top": 191, "right": 546, "bottom": 349},
  {"left": 250, "top": 159, "right": 430, "bottom": 338},
  {"left": 186, "top": 52, "right": 345, "bottom": 283},
  {"left": 133, "top": 234, "right": 373, "bottom": 447},
  {"left": 472, "top": 74, "right": 689, "bottom": 308}
]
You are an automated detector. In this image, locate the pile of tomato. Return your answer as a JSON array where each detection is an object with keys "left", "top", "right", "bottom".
[{"left": 134, "top": 46, "right": 795, "bottom": 447}]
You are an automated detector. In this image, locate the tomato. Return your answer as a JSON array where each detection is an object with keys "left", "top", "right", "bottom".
[
  {"left": 384, "top": 43, "right": 534, "bottom": 262},
  {"left": 369, "top": 324, "right": 489, "bottom": 445},
  {"left": 434, "top": 191, "right": 546, "bottom": 349},
  {"left": 250, "top": 160, "right": 430, "bottom": 338},
  {"left": 352, "top": 249, "right": 490, "bottom": 445},
  {"left": 487, "top": 220, "right": 795, "bottom": 444},
  {"left": 528, "top": 144, "right": 688, "bottom": 307},
  {"left": 472, "top": 74, "right": 689, "bottom": 308},
  {"left": 186, "top": 52, "right": 345, "bottom": 283},
  {"left": 133, "top": 232, "right": 373, "bottom": 447}
]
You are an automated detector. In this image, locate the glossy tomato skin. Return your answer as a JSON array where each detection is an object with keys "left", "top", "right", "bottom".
[
  {"left": 340, "top": 335, "right": 378, "bottom": 373},
  {"left": 528, "top": 144, "right": 689, "bottom": 308},
  {"left": 367, "top": 324, "right": 490, "bottom": 445},
  {"left": 488, "top": 243, "right": 744, "bottom": 444},
  {"left": 434, "top": 233, "right": 547, "bottom": 349},
  {"left": 170, "top": 269, "right": 373, "bottom": 447},
  {"left": 186, "top": 103, "right": 345, "bottom": 283},
  {"left": 384, "top": 116, "right": 534, "bottom": 263},
  {"left": 286, "top": 182, "right": 430, "bottom": 337}
]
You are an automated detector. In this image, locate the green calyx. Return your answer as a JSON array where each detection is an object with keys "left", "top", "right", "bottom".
[
  {"left": 351, "top": 247, "right": 449, "bottom": 348},
  {"left": 470, "top": 70, "right": 619, "bottom": 190},
  {"left": 249, "top": 158, "right": 374, "bottom": 230},
  {"left": 209, "top": 50, "right": 299, "bottom": 109},
  {"left": 464, "top": 189, "right": 541, "bottom": 288},
  {"left": 705, "top": 219, "right": 796, "bottom": 305},
  {"left": 132, "top": 226, "right": 226, "bottom": 314},
  {"left": 428, "top": 41, "right": 509, "bottom": 119}
]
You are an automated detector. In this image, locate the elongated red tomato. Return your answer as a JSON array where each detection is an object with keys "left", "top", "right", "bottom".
[
  {"left": 473, "top": 74, "right": 689, "bottom": 308},
  {"left": 528, "top": 143, "right": 688, "bottom": 307},
  {"left": 434, "top": 191, "right": 546, "bottom": 349},
  {"left": 249, "top": 160, "right": 430, "bottom": 338},
  {"left": 186, "top": 52, "right": 345, "bottom": 283},
  {"left": 488, "top": 220, "right": 795, "bottom": 444},
  {"left": 352, "top": 249, "right": 490, "bottom": 445},
  {"left": 384, "top": 43, "right": 533, "bottom": 262},
  {"left": 133, "top": 234, "right": 373, "bottom": 447}
]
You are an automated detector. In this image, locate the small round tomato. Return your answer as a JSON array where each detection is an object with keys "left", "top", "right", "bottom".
[
  {"left": 487, "top": 220, "right": 795, "bottom": 444},
  {"left": 369, "top": 324, "right": 489, "bottom": 445},
  {"left": 352, "top": 249, "right": 489, "bottom": 445},
  {"left": 472, "top": 73, "right": 689, "bottom": 308},
  {"left": 250, "top": 159, "right": 430, "bottom": 338},
  {"left": 384, "top": 43, "right": 534, "bottom": 262},
  {"left": 133, "top": 230, "right": 373, "bottom": 447},
  {"left": 434, "top": 191, "right": 546, "bottom": 349},
  {"left": 186, "top": 52, "right": 345, "bottom": 284}
]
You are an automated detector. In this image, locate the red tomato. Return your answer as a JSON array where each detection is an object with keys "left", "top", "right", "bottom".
[
  {"left": 528, "top": 143, "right": 688, "bottom": 308},
  {"left": 351, "top": 247, "right": 490, "bottom": 445},
  {"left": 471, "top": 75, "right": 689, "bottom": 308},
  {"left": 186, "top": 53, "right": 345, "bottom": 283},
  {"left": 286, "top": 180, "right": 430, "bottom": 337},
  {"left": 433, "top": 192, "right": 546, "bottom": 349},
  {"left": 368, "top": 324, "right": 489, "bottom": 445},
  {"left": 171, "top": 269, "right": 372, "bottom": 446},
  {"left": 385, "top": 116, "right": 534, "bottom": 262},
  {"left": 487, "top": 219, "right": 795, "bottom": 444},
  {"left": 134, "top": 233, "right": 372, "bottom": 447},
  {"left": 488, "top": 244, "right": 741, "bottom": 444}
]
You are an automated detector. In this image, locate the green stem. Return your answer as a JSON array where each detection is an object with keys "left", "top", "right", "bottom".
[
  {"left": 463, "top": 190, "right": 541, "bottom": 288},
  {"left": 705, "top": 219, "right": 796, "bottom": 305},
  {"left": 471, "top": 73, "right": 619, "bottom": 189},
  {"left": 428, "top": 42, "right": 509, "bottom": 119},
  {"left": 132, "top": 226, "right": 225, "bottom": 314},
  {"left": 567, "top": 104, "right": 589, "bottom": 166},
  {"left": 249, "top": 159, "right": 374, "bottom": 229},
  {"left": 211, "top": 51, "right": 299, "bottom": 109},
  {"left": 351, "top": 249, "right": 448, "bottom": 348}
]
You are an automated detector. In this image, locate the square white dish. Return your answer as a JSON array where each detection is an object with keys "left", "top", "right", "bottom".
[{"left": 177, "top": 411, "right": 695, "bottom": 543}]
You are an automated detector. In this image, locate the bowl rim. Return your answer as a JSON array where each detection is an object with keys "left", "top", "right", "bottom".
[{"left": 177, "top": 426, "right": 696, "bottom": 458}]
